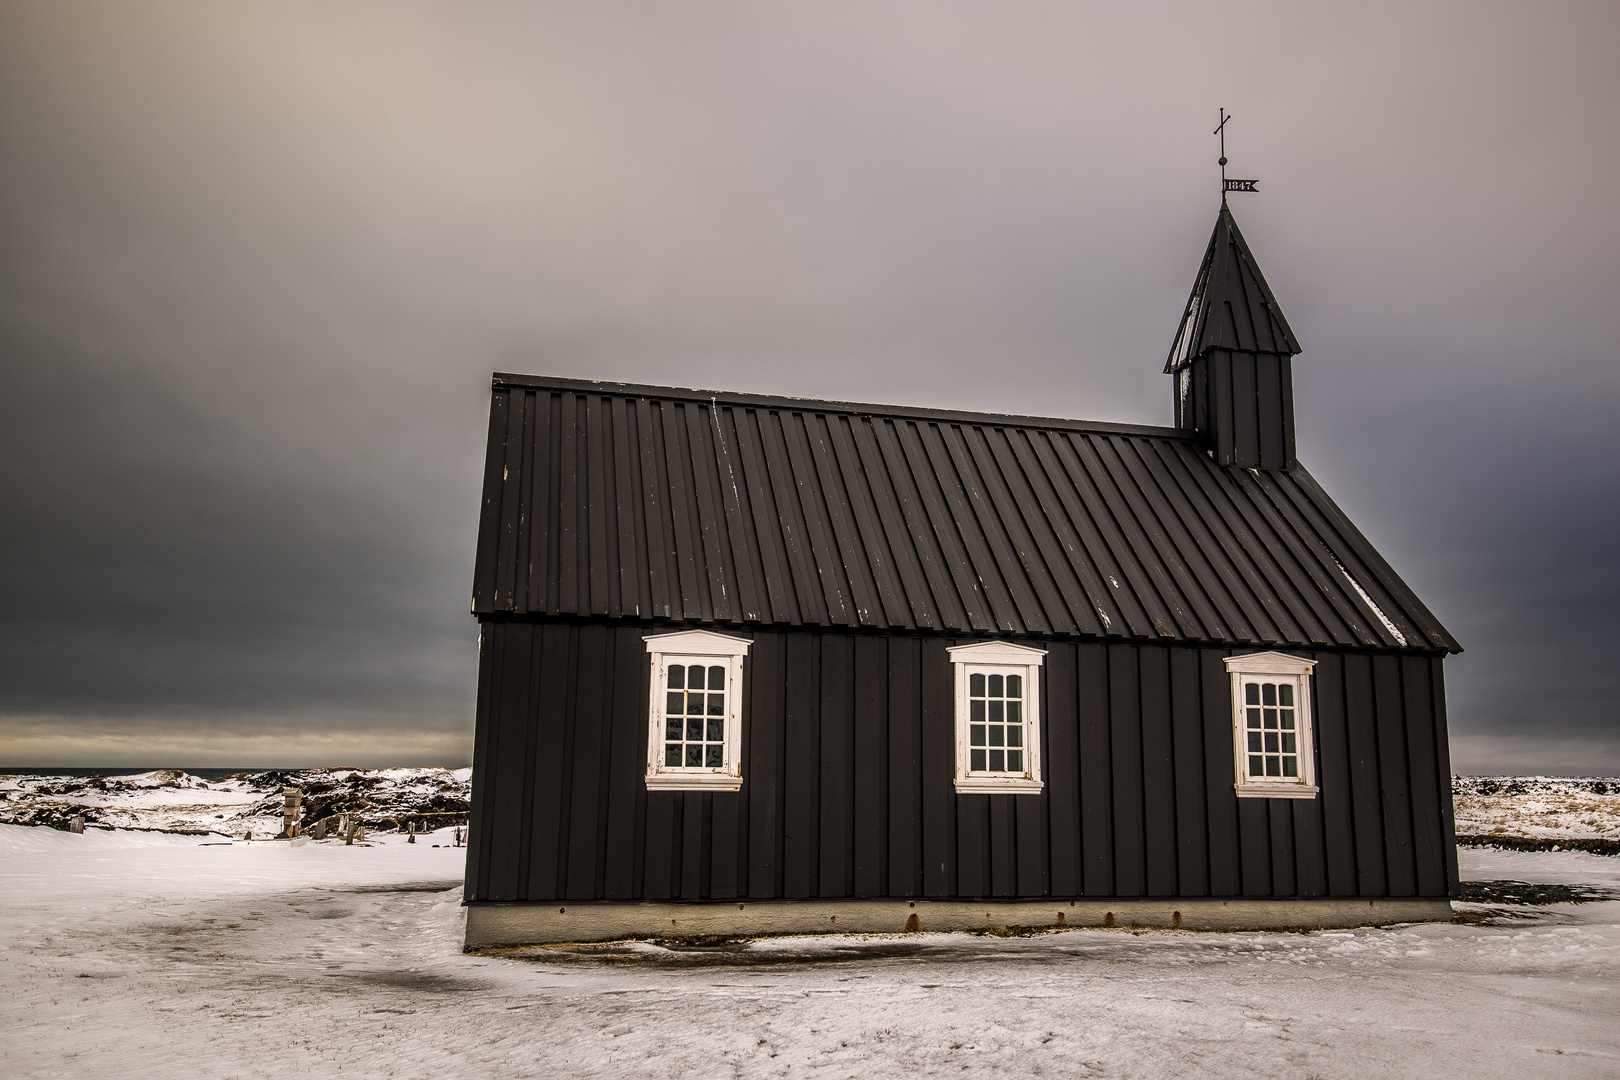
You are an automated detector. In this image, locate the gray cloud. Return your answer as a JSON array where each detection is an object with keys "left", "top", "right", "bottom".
[{"left": 1, "top": 1, "right": 1615, "bottom": 770}]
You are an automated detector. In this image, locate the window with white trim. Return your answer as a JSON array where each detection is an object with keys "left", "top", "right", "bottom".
[
  {"left": 948, "top": 641, "right": 1045, "bottom": 794},
  {"left": 1225, "top": 651, "right": 1319, "bottom": 799},
  {"left": 644, "top": 630, "right": 750, "bottom": 791}
]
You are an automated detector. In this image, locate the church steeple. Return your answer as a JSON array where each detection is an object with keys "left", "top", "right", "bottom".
[{"left": 1165, "top": 203, "right": 1302, "bottom": 470}]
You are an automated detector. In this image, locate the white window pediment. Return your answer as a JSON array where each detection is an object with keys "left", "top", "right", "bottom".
[
  {"left": 642, "top": 630, "right": 752, "bottom": 658},
  {"left": 1223, "top": 651, "right": 1317, "bottom": 677}
]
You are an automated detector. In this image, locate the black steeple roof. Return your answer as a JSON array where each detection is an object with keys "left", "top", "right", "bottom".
[{"left": 1164, "top": 204, "right": 1302, "bottom": 373}]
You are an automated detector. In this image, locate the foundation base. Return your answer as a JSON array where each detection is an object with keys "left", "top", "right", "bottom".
[{"left": 464, "top": 896, "right": 1453, "bottom": 948}]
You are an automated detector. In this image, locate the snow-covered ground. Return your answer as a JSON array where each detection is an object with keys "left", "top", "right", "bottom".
[{"left": 3, "top": 823, "right": 1617, "bottom": 1079}]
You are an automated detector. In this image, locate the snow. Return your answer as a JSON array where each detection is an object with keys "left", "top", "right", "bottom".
[
  {"left": 1332, "top": 557, "right": 1407, "bottom": 647},
  {"left": 3, "top": 824, "right": 1618, "bottom": 1079}
]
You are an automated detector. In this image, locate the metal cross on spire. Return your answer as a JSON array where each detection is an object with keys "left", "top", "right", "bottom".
[{"left": 1215, "top": 108, "right": 1258, "bottom": 201}]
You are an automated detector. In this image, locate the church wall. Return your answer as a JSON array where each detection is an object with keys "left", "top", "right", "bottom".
[{"left": 463, "top": 621, "right": 1457, "bottom": 908}]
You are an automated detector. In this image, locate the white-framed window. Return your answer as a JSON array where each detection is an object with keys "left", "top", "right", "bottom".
[
  {"left": 1225, "top": 651, "right": 1320, "bottom": 800},
  {"left": 947, "top": 641, "right": 1046, "bottom": 794},
  {"left": 644, "top": 630, "right": 750, "bottom": 791}
]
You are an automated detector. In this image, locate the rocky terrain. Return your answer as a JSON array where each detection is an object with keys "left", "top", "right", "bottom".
[
  {"left": 1452, "top": 775, "right": 1620, "bottom": 856},
  {"left": 0, "top": 767, "right": 471, "bottom": 837},
  {"left": 4, "top": 770, "right": 1618, "bottom": 849}
]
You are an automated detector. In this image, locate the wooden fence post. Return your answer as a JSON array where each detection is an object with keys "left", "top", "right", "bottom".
[{"left": 282, "top": 788, "right": 302, "bottom": 838}]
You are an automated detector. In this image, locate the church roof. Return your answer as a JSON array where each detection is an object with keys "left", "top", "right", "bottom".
[
  {"left": 472, "top": 374, "right": 1458, "bottom": 653},
  {"left": 1165, "top": 204, "right": 1302, "bottom": 372}
]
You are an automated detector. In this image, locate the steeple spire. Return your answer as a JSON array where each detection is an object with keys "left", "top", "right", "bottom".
[{"left": 1165, "top": 203, "right": 1302, "bottom": 470}]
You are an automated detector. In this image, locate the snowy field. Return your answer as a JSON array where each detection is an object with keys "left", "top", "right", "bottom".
[{"left": 3, "top": 823, "right": 1618, "bottom": 1079}]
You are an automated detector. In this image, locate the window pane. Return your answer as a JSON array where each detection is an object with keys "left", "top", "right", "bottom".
[
  {"left": 685, "top": 744, "right": 703, "bottom": 767},
  {"left": 1007, "top": 726, "right": 1022, "bottom": 748},
  {"left": 1282, "top": 757, "right": 1298, "bottom": 777},
  {"left": 1006, "top": 674, "right": 1021, "bottom": 697},
  {"left": 706, "top": 717, "right": 724, "bottom": 741},
  {"left": 970, "top": 673, "right": 985, "bottom": 696},
  {"left": 1007, "top": 750, "right": 1023, "bottom": 772},
  {"left": 708, "top": 666, "right": 725, "bottom": 690},
  {"left": 988, "top": 674, "right": 1003, "bottom": 697},
  {"left": 970, "top": 699, "right": 985, "bottom": 723},
  {"left": 1279, "top": 683, "right": 1294, "bottom": 706},
  {"left": 1248, "top": 731, "right": 1262, "bottom": 752},
  {"left": 970, "top": 724, "right": 986, "bottom": 746},
  {"left": 1280, "top": 710, "right": 1294, "bottom": 730},
  {"left": 687, "top": 717, "right": 703, "bottom": 741},
  {"left": 1006, "top": 701, "right": 1021, "bottom": 724},
  {"left": 988, "top": 701, "right": 1003, "bottom": 724},
  {"left": 1281, "top": 732, "right": 1296, "bottom": 754},
  {"left": 665, "top": 717, "right": 682, "bottom": 741},
  {"left": 971, "top": 749, "right": 986, "bottom": 772},
  {"left": 1264, "top": 709, "right": 1277, "bottom": 729},
  {"left": 667, "top": 691, "right": 684, "bottom": 716},
  {"left": 708, "top": 693, "right": 724, "bottom": 716},
  {"left": 1262, "top": 683, "right": 1276, "bottom": 706},
  {"left": 989, "top": 750, "right": 1005, "bottom": 772},
  {"left": 1265, "top": 757, "right": 1281, "bottom": 777},
  {"left": 988, "top": 726, "right": 1004, "bottom": 748},
  {"left": 667, "top": 665, "right": 685, "bottom": 690},
  {"left": 1264, "top": 732, "right": 1279, "bottom": 753},
  {"left": 1245, "top": 683, "right": 1260, "bottom": 705},
  {"left": 705, "top": 745, "right": 723, "bottom": 768},
  {"left": 688, "top": 666, "right": 706, "bottom": 690},
  {"left": 1249, "top": 754, "right": 1264, "bottom": 775},
  {"left": 1247, "top": 708, "right": 1261, "bottom": 728}
]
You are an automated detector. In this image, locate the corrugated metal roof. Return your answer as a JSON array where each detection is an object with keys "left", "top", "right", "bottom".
[
  {"left": 471, "top": 375, "right": 1459, "bottom": 653},
  {"left": 1165, "top": 204, "right": 1302, "bottom": 372}
]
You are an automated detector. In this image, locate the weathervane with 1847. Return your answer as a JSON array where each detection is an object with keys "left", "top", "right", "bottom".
[{"left": 1215, "top": 108, "right": 1259, "bottom": 197}]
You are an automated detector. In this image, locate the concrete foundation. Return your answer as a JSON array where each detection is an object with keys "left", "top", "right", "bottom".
[{"left": 464, "top": 895, "right": 1455, "bottom": 948}]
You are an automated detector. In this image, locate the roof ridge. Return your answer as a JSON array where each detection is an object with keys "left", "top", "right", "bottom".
[{"left": 491, "top": 372, "right": 1190, "bottom": 439}]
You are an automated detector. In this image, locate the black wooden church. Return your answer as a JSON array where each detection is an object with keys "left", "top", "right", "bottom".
[{"left": 462, "top": 203, "right": 1462, "bottom": 946}]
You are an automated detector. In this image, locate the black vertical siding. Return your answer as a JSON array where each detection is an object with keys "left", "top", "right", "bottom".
[
  {"left": 886, "top": 638, "right": 921, "bottom": 897},
  {"left": 783, "top": 633, "right": 819, "bottom": 898},
  {"left": 819, "top": 636, "right": 853, "bottom": 898},
  {"left": 1044, "top": 642, "right": 1082, "bottom": 896},
  {"left": 602, "top": 630, "right": 646, "bottom": 900},
  {"left": 746, "top": 631, "right": 785, "bottom": 898},
  {"left": 1140, "top": 647, "right": 1177, "bottom": 896},
  {"left": 1431, "top": 660, "right": 1462, "bottom": 897},
  {"left": 465, "top": 623, "right": 1457, "bottom": 904},
  {"left": 1168, "top": 647, "right": 1209, "bottom": 894},
  {"left": 1201, "top": 649, "right": 1242, "bottom": 897},
  {"left": 1076, "top": 643, "right": 1114, "bottom": 895},
  {"left": 852, "top": 637, "right": 889, "bottom": 897},
  {"left": 920, "top": 642, "right": 956, "bottom": 896}
]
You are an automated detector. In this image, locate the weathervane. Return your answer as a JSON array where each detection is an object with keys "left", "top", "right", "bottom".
[{"left": 1215, "top": 108, "right": 1258, "bottom": 200}]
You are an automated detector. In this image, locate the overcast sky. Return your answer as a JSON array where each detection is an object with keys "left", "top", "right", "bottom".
[{"left": 2, "top": 1, "right": 1616, "bottom": 773}]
